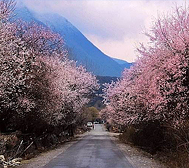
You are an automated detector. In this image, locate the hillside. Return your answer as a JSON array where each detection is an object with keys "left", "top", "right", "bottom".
[
  {"left": 15, "top": 6, "right": 131, "bottom": 77},
  {"left": 113, "top": 58, "right": 133, "bottom": 69}
]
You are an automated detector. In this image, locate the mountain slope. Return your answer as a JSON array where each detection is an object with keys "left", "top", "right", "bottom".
[
  {"left": 113, "top": 58, "right": 133, "bottom": 69},
  {"left": 15, "top": 7, "right": 130, "bottom": 77}
]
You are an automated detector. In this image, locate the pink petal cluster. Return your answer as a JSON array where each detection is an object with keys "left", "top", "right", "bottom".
[
  {"left": 0, "top": 0, "right": 99, "bottom": 131},
  {"left": 103, "top": 6, "right": 189, "bottom": 126}
]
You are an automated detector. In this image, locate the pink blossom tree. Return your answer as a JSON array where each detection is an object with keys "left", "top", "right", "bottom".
[
  {"left": 103, "top": 6, "right": 189, "bottom": 126},
  {"left": 0, "top": 0, "right": 99, "bottom": 134},
  {"left": 42, "top": 57, "right": 99, "bottom": 127}
]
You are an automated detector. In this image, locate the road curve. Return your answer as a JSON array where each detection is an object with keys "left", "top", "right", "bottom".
[{"left": 43, "top": 124, "right": 135, "bottom": 168}]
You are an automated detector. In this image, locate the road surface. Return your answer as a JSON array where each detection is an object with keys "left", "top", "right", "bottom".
[{"left": 43, "top": 124, "right": 135, "bottom": 168}]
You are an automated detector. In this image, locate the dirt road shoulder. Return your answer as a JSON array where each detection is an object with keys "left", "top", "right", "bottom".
[
  {"left": 18, "top": 132, "right": 89, "bottom": 168},
  {"left": 108, "top": 132, "right": 166, "bottom": 168}
]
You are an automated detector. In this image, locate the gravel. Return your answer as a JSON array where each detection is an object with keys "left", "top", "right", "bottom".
[
  {"left": 18, "top": 130, "right": 166, "bottom": 168},
  {"left": 18, "top": 133, "right": 89, "bottom": 168},
  {"left": 108, "top": 132, "right": 166, "bottom": 168}
]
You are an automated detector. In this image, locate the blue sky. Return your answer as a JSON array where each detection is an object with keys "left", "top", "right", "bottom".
[{"left": 18, "top": 0, "right": 185, "bottom": 62}]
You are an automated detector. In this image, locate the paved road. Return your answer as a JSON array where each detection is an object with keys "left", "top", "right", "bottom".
[{"left": 43, "top": 124, "right": 135, "bottom": 168}]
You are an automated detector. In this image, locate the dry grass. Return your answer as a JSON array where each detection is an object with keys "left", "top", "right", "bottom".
[{"left": 119, "top": 121, "right": 189, "bottom": 168}]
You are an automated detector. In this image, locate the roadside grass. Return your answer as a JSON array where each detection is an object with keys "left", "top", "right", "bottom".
[
  {"left": 119, "top": 121, "right": 189, "bottom": 168},
  {"left": 0, "top": 126, "right": 88, "bottom": 163}
]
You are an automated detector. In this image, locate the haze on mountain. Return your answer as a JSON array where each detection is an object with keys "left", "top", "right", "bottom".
[{"left": 14, "top": 6, "right": 132, "bottom": 77}]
